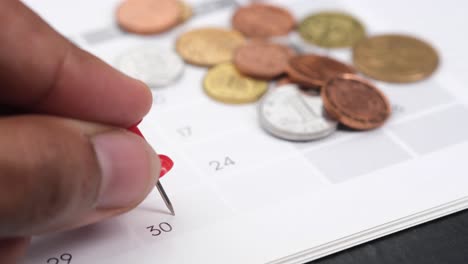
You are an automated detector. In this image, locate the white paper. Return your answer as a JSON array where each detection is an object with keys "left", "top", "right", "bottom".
[{"left": 21, "top": 0, "right": 468, "bottom": 263}]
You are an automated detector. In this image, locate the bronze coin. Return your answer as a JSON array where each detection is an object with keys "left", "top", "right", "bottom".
[
  {"left": 286, "top": 55, "right": 356, "bottom": 89},
  {"left": 232, "top": 3, "right": 296, "bottom": 38},
  {"left": 299, "top": 12, "right": 366, "bottom": 48},
  {"left": 321, "top": 74, "right": 391, "bottom": 130},
  {"left": 353, "top": 34, "right": 439, "bottom": 83},
  {"left": 177, "top": 1, "right": 192, "bottom": 23},
  {"left": 203, "top": 63, "right": 268, "bottom": 104},
  {"left": 117, "top": 0, "right": 181, "bottom": 35},
  {"left": 233, "top": 41, "right": 294, "bottom": 80},
  {"left": 176, "top": 28, "right": 246, "bottom": 67}
]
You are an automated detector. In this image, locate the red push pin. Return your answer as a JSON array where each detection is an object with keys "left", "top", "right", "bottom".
[{"left": 128, "top": 122, "right": 175, "bottom": 216}]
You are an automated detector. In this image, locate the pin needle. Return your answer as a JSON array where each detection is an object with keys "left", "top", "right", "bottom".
[
  {"left": 127, "top": 124, "right": 176, "bottom": 216},
  {"left": 156, "top": 182, "right": 175, "bottom": 216}
]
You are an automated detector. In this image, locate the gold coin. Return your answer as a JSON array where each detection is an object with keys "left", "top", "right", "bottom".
[
  {"left": 299, "top": 12, "right": 366, "bottom": 48},
  {"left": 203, "top": 63, "right": 268, "bottom": 104},
  {"left": 176, "top": 28, "right": 246, "bottom": 67},
  {"left": 353, "top": 34, "right": 439, "bottom": 83},
  {"left": 178, "top": 1, "right": 192, "bottom": 23}
]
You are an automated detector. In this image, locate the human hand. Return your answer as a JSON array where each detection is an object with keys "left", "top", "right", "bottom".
[{"left": 0, "top": 1, "right": 160, "bottom": 263}]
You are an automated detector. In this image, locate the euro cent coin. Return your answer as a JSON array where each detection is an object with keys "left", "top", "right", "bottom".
[
  {"left": 299, "top": 12, "right": 366, "bottom": 48},
  {"left": 353, "top": 34, "right": 439, "bottom": 83},
  {"left": 116, "top": 45, "right": 184, "bottom": 88},
  {"left": 233, "top": 41, "right": 295, "bottom": 80},
  {"left": 322, "top": 74, "right": 391, "bottom": 130},
  {"left": 232, "top": 3, "right": 296, "bottom": 38},
  {"left": 116, "top": 0, "right": 181, "bottom": 35},
  {"left": 259, "top": 84, "right": 337, "bottom": 141},
  {"left": 286, "top": 55, "right": 356, "bottom": 89},
  {"left": 176, "top": 28, "right": 246, "bottom": 67},
  {"left": 203, "top": 63, "right": 268, "bottom": 104}
]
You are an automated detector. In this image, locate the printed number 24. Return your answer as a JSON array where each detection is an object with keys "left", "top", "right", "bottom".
[{"left": 209, "top": 157, "right": 235, "bottom": 171}]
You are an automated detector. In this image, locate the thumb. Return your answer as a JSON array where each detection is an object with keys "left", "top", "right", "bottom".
[{"left": 0, "top": 115, "right": 160, "bottom": 237}]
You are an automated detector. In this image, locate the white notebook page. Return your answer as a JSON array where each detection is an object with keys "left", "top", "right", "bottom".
[{"left": 22, "top": 0, "right": 468, "bottom": 263}]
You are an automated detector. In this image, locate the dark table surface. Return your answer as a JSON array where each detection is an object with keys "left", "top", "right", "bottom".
[{"left": 308, "top": 209, "right": 468, "bottom": 264}]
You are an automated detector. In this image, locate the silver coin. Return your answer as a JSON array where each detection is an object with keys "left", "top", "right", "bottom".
[
  {"left": 258, "top": 84, "right": 338, "bottom": 141},
  {"left": 115, "top": 45, "right": 184, "bottom": 88}
]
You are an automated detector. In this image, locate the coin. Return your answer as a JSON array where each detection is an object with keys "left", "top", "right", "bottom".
[
  {"left": 203, "top": 63, "right": 268, "bottom": 104},
  {"left": 176, "top": 28, "right": 246, "bottom": 67},
  {"left": 286, "top": 55, "right": 356, "bottom": 89},
  {"left": 353, "top": 34, "right": 439, "bottom": 83},
  {"left": 116, "top": 0, "right": 181, "bottom": 35},
  {"left": 299, "top": 12, "right": 366, "bottom": 48},
  {"left": 259, "top": 84, "right": 337, "bottom": 141},
  {"left": 178, "top": 1, "right": 192, "bottom": 23},
  {"left": 233, "top": 41, "right": 294, "bottom": 80},
  {"left": 322, "top": 74, "right": 391, "bottom": 130},
  {"left": 232, "top": 3, "right": 296, "bottom": 38},
  {"left": 115, "top": 45, "right": 184, "bottom": 88}
]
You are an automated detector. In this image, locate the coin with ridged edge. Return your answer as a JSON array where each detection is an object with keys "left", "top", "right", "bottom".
[
  {"left": 299, "top": 12, "right": 366, "bottom": 48},
  {"left": 286, "top": 55, "right": 356, "bottom": 89},
  {"left": 115, "top": 45, "right": 184, "bottom": 88},
  {"left": 353, "top": 34, "right": 439, "bottom": 83},
  {"left": 203, "top": 63, "right": 268, "bottom": 104},
  {"left": 322, "top": 74, "right": 391, "bottom": 130},
  {"left": 259, "top": 84, "right": 337, "bottom": 141},
  {"left": 176, "top": 28, "right": 246, "bottom": 67}
]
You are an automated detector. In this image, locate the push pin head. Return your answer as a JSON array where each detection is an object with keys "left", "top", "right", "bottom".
[{"left": 158, "top": 154, "right": 174, "bottom": 177}]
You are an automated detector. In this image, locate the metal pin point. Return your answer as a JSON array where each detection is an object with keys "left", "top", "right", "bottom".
[
  {"left": 157, "top": 154, "right": 175, "bottom": 215},
  {"left": 156, "top": 182, "right": 175, "bottom": 215},
  {"left": 127, "top": 124, "right": 176, "bottom": 216}
]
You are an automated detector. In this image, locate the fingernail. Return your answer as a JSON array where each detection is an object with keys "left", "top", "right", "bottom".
[{"left": 91, "top": 131, "right": 159, "bottom": 209}]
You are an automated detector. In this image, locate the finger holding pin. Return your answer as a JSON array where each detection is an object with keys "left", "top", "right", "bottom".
[{"left": 128, "top": 122, "right": 175, "bottom": 216}]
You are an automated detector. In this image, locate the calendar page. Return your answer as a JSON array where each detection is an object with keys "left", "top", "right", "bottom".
[{"left": 23, "top": 0, "right": 468, "bottom": 263}]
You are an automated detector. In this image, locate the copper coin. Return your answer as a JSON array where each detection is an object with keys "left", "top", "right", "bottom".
[
  {"left": 321, "top": 74, "right": 391, "bottom": 130},
  {"left": 232, "top": 3, "right": 296, "bottom": 38},
  {"left": 233, "top": 41, "right": 295, "bottom": 80},
  {"left": 117, "top": 0, "right": 181, "bottom": 35},
  {"left": 275, "top": 77, "right": 319, "bottom": 96},
  {"left": 286, "top": 55, "right": 356, "bottom": 89}
]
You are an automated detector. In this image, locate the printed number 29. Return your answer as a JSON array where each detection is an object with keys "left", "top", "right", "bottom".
[
  {"left": 47, "top": 253, "right": 72, "bottom": 264},
  {"left": 209, "top": 157, "right": 235, "bottom": 171}
]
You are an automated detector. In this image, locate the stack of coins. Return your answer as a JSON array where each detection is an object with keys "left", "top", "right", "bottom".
[{"left": 114, "top": 1, "right": 440, "bottom": 142}]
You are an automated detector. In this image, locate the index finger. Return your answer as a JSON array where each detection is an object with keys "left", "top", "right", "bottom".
[{"left": 0, "top": 0, "right": 152, "bottom": 126}]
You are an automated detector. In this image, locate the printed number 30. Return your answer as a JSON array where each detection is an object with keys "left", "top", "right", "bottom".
[{"left": 147, "top": 222, "right": 173, "bottom": 236}]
